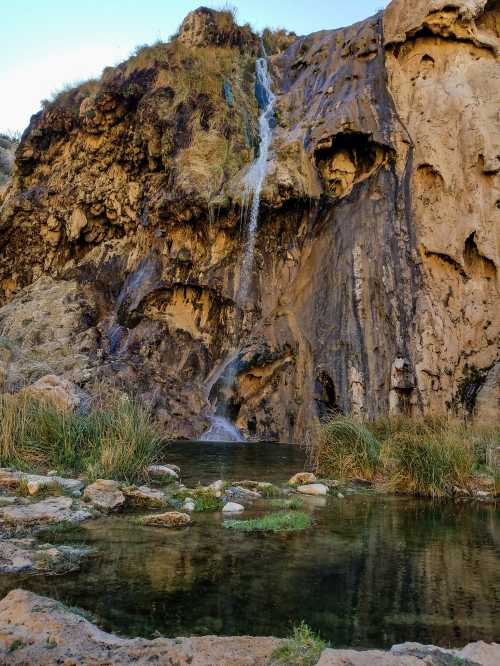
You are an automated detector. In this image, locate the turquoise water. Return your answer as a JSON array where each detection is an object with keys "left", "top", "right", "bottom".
[{"left": 0, "top": 442, "right": 498, "bottom": 648}]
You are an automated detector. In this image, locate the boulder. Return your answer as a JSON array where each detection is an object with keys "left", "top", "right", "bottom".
[
  {"left": 222, "top": 502, "right": 244, "bottom": 513},
  {"left": 288, "top": 472, "right": 317, "bottom": 485},
  {"left": 22, "top": 374, "right": 81, "bottom": 411},
  {"left": 140, "top": 511, "right": 191, "bottom": 528},
  {"left": 122, "top": 485, "right": 166, "bottom": 509},
  {"left": 296, "top": 483, "right": 329, "bottom": 496},
  {"left": 83, "top": 480, "right": 125, "bottom": 513},
  {"left": 0, "top": 496, "right": 91, "bottom": 527}
]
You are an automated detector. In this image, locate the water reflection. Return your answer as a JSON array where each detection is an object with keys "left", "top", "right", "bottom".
[{"left": 0, "top": 495, "right": 498, "bottom": 647}]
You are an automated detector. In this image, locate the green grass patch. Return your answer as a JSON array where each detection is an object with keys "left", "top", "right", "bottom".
[
  {"left": 316, "top": 415, "right": 380, "bottom": 480},
  {"left": 258, "top": 484, "right": 282, "bottom": 498},
  {"left": 224, "top": 511, "right": 311, "bottom": 533},
  {"left": 194, "top": 492, "right": 222, "bottom": 512},
  {"left": 0, "top": 393, "right": 162, "bottom": 484},
  {"left": 269, "top": 622, "right": 327, "bottom": 666},
  {"left": 270, "top": 498, "right": 304, "bottom": 510}
]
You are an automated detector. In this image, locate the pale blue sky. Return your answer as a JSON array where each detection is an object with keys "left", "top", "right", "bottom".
[{"left": 1, "top": 0, "right": 389, "bottom": 134}]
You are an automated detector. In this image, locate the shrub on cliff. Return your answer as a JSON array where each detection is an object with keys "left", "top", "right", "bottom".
[
  {"left": 0, "top": 393, "right": 162, "bottom": 483},
  {"left": 269, "top": 622, "right": 327, "bottom": 666}
]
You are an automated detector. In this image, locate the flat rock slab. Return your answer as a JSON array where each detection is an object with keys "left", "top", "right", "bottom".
[
  {"left": 0, "top": 539, "right": 90, "bottom": 574},
  {"left": 0, "top": 496, "right": 91, "bottom": 527},
  {"left": 0, "top": 590, "right": 281, "bottom": 665},
  {"left": 0, "top": 468, "right": 83, "bottom": 495}
]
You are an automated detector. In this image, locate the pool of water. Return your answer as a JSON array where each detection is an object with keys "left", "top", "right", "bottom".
[
  {"left": 0, "top": 442, "right": 499, "bottom": 648},
  {"left": 162, "top": 440, "right": 307, "bottom": 485}
]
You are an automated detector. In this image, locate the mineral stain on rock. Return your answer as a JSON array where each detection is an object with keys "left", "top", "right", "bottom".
[{"left": 0, "top": 0, "right": 498, "bottom": 442}]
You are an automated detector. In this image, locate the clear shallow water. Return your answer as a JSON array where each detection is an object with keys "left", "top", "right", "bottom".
[{"left": 0, "top": 442, "right": 499, "bottom": 649}]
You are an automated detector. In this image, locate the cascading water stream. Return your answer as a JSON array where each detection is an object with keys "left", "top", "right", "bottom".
[
  {"left": 200, "top": 54, "right": 275, "bottom": 443},
  {"left": 237, "top": 56, "right": 276, "bottom": 307}
]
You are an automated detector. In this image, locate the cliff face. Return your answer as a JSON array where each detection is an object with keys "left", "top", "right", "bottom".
[
  {"left": 0, "top": 1, "right": 498, "bottom": 441},
  {"left": 0, "top": 135, "right": 17, "bottom": 197}
]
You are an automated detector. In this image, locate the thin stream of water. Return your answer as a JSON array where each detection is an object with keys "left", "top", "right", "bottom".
[{"left": 201, "top": 56, "right": 276, "bottom": 442}]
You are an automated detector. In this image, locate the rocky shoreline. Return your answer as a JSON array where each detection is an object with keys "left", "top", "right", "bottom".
[{"left": 0, "top": 589, "right": 498, "bottom": 665}]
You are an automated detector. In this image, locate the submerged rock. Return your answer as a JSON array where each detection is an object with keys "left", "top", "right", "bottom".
[
  {"left": 296, "top": 483, "right": 329, "bottom": 496},
  {"left": 140, "top": 511, "right": 191, "bottom": 528},
  {"left": 83, "top": 480, "right": 125, "bottom": 513}
]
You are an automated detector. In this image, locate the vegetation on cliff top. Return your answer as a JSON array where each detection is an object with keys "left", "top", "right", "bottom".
[
  {"left": 315, "top": 414, "right": 500, "bottom": 498},
  {"left": 268, "top": 622, "right": 327, "bottom": 666}
]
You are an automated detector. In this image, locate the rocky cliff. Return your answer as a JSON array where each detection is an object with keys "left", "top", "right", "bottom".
[
  {"left": 0, "top": 135, "right": 17, "bottom": 197},
  {"left": 0, "top": 0, "right": 498, "bottom": 441}
]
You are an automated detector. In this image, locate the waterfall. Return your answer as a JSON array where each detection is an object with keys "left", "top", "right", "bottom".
[
  {"left": 237, "top": 56, "right": 276, "bottom": 306},
  {"left": 200, "top": 55, "right": 275, "bottom": 443}
]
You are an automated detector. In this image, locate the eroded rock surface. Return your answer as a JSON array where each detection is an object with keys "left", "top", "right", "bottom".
[
  {"left": 0, "top": 590, "right": 498, "bottom": 666},
  {"left": 0, "top": 0, "right": 498, "bottom": 441}
]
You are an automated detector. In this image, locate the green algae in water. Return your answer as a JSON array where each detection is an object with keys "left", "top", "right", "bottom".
[{"left": 224, "top": 511, "right": 311, "bottom": 532}]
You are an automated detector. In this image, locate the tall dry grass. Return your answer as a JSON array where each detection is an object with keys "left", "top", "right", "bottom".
[
  {"left": 314, "top": 414, "right": 499, "bottom": 497},
  {"left": 0, "top": 392, "right": 162, "bottom": 483}
]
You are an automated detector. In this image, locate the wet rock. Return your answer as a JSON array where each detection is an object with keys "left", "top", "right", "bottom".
[
  {"left": 147, "top": 465, "right": 180, "bottom": 480},
  {"left": 83, "top": 480, "right": 125, "bottom": 513},
  {"left": 22, "top": 374, "right": 82, "bottom": 411},
  {"left": 0, "top": 539, "right": 89, "bottom": 575},
  {"left": 222, "top": 502, "right": 244, "bottom": 513},
  {"left": 296, "top": 483, "right": 329, "bottom": 496},
  {"left": 0, "top": 589, "right": 281, "bottom": 665},
  {"left": 288, "top": 472, "right": 317, "bottom": 485},
  {"left": 122, "top": 485, "right": 166, "bottom": 509},
  {"left": 0, "top": 496, "right": 91, "bottom": 527},
  {"left": 140, "top": 511, "right": 191, "bottom": 528},
  {"left": 224, "top": 486, "right": 261, "bottom": 504}
]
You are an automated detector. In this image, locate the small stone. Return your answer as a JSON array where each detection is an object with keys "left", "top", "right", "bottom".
[
  {"left": 208, "top": 480, "right": 225, "bottom": 493},
  {"left": 296, "top": 483, "right": 329, "bottom": 496},
  {"left": 83, "top": 480, "right": 125, "bottom": 513},
  {"left": 288, "top": 472, "right": 317, "bottom": 485},
  {"left": 222, "top": 502, "right": 244, "bottom": 513},
  {"left": 337, "top": 493, "right": 345, "bottom": 499},
  {"left": 475, "top": 490, "right": 491, "bottom": 499},
  {"left": 147, "top": 465, "right": 180, "bottom": 480},
  {"left": 140, "top": 511, "right": 190, "bottom": 528},
  {"left": 182, "top": 498, "right": 196, "bottom": 512}
]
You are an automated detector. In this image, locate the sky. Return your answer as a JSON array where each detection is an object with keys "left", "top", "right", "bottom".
[{"left": 1, "top": 0, "right": 389, "bottom": 135}]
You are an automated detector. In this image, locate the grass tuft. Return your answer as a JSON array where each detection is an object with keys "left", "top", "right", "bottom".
[
  {"left": 224, "top": 511, "right": 311, "bottom": 533},
  {"left": 268, "top": 622, "right": 327, "bottom": 666},
  {"left": 315, "top": 415, "right": 380, "bottom": 480},
  {"left": 0, "top": 393, "right": 162, "bottom": 483}
]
